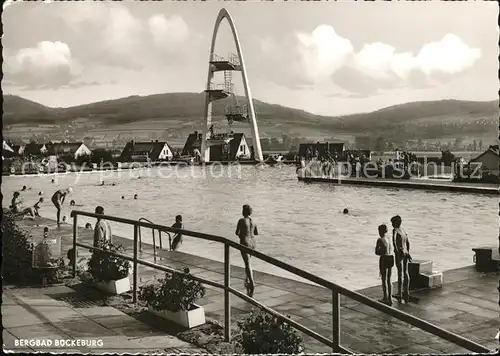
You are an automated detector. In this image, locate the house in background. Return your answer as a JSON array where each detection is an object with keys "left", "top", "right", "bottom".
[
  {"left": 46, "top": 142, "right": 92, "bottom": 159},
  {"left": 119, "top": 140, "right": 174, "bottom": 162},
  {"left": 22, "top": 142, "right": 48, "bottom": 156},
  {"left": 468, "top": 145, "right": 499, "bottom": 176},
  {"left": 182, "top": 131, "right": 202, "bottom": 157},
  {"left": 182, "top": 132, "right": 251, "bottom": 161}
]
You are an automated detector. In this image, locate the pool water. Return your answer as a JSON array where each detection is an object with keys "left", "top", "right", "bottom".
[{"left": 2, "top": 165, "right": 496, "bottom": 290}]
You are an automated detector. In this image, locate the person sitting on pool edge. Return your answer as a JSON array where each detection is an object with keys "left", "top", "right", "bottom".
[
  {"left": 375, "top": 224, "right": 394, "bottom": 305},
  {"left": 10, "top": 192, "right": 23, "bottom": 213},
  {"left": 171, "top": 215, "right": 183, "bottom": 251},
  {"left": 16, "top": 197, "right": 44, "bottom": 220}
]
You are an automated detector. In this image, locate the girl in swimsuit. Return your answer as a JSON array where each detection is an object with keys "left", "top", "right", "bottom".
[{"left": 235, "top": 204, "right": 258, "bottom": 297}]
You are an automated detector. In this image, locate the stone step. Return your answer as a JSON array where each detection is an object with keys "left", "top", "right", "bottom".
[
  {"left": 408, "top": 260, "right": 433, "bottom": 277},
  {"left": 419, "top": 271, "right": 443, "bottom": 289}
]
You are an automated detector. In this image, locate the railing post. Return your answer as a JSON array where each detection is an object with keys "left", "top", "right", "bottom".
[
  {"left": 72, "top": 213, "right": 78, "bottom": 278},
  {"left": 138, "top": 226, "right": 143, "bottom": 252},
  {"left": 152, "top": 229, "right": 157, "bottom": 264},
  {"left": 332, "top": 290, "right": 340, "bottom": 352},
  {"left": 158, "top": 231, "right": 163, "bottom": 250},
  {"left": 224, "top": 243, "right": 231, "bottom": 342},
  {"left": 133, "top": 224, "right": 139, "bottom": 304}
]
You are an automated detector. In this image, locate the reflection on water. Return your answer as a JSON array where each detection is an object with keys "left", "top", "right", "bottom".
[{"left": 2, "top": 166, "right": 496, "bottom": 289}]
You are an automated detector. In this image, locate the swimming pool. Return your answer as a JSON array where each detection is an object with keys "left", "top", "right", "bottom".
[{"left": 2, "top": 165, "right": 496, "bottom": 289}]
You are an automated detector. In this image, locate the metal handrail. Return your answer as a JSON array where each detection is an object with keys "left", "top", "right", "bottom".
[
  {"left": 138, "top": 217, "right": 171, "bottom": 263},
  {"left": 70, "top": 210, "right": 491, "bottom": 354}
]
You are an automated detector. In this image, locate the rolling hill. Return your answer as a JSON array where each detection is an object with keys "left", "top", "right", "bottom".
[{"left": 2, "top": 93, "right": 498, "bottom": 144}]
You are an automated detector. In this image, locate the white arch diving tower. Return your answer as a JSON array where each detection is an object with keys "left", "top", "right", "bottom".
[{"left": 200, "top": 8, "right": 264, "bottom": 163}]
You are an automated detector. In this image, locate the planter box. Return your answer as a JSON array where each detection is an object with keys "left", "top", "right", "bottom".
[
  {"left": 148, "top": 304, "right": 206, "bottom": 328},
  {"left": 95, "top": 276, "right": 131, "bottom": 295}
]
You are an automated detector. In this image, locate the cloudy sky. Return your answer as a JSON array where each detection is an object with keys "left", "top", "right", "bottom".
[{"left": 2, "top": 1, "right": 497, "bottom": 116}]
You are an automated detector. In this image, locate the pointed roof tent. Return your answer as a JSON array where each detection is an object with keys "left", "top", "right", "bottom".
[{"left": 3, "top": 140, "right": 14, "bottom": 153}]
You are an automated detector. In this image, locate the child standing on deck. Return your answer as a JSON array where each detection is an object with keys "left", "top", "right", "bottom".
[
  {"left": 375, "top": 224, "right": 394, "bottom": 305},
  {"left": 171, "top": 215, "right": 183, "bottom": 251}
]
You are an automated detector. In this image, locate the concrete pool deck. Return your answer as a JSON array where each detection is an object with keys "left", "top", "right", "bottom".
[
  {"left": 298, "top": 176, "right": 499, "bottom": 195},
  {"left": 10, "top": 216, "right": 499, "bottom": 354}
]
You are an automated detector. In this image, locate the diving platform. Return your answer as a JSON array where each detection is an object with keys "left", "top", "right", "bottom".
[
  {"left": 206, "top": 133, "right": 234, "bottom": 146},
  {"left": 205, "top": 82, "right": 233, "bottom": 101},
  {"left": 209, "top": 53, "right": 241, "bottom": 71},
  {"left": 225, "top": 104, "right": 249, "bottom": 123}
]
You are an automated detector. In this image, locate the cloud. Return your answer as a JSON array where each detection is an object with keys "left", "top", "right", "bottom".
[
  {"left": 266, "top": 26, "right": 482, "bottom": 94},
  {"left": 149, "top": 14, "right": 190, "bottom": 50},
  {"left": 52, "top": 3, "right": 192, "bottom": 69},
  {"left": 296, "top": 25, "right": 353, "bottom": 82},
  {"left": 352, "top": 34, "right": 481, "bottom": 84},
  {"left": 100, "top": 6, "right": 144, "bottom": 67},
  {"left": 417, "top": 33, "right": 481, "bottom": 76},
  {"left": 4, "top": 41, "right": 81, "bottom": 89}
]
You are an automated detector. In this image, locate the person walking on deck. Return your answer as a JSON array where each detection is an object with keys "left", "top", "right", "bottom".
[
  {"left": 375, "top": 224, "right": 394, "bottom": 305},
  {"left": 171, "top": 215, "right": 184, "bottom": 251},
  {"left": 51, "top": 188, "right": 72, "bottom": 225},
  {"left": 391, "top": 215, "right": 411, "bottom": 303},
  {"left": 235, "top": 204, "right": 258, "bottom": 297},
  {"left": 93, "top": 206, "right": 112, "bottom": 247}
]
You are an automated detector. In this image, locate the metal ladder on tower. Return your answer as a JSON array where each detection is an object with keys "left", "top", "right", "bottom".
[{"left": 224, "top": 70, "right": 233, "bottom": 93}]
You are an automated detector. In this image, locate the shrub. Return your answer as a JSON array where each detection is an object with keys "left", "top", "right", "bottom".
[
  {"left": 87, "top": 241, "right": 130, "bottom": 282},
  {"left": 236, "top": 310, "right": 303, "bottom": 354},
  {"left": 2, "top": 211, "right": 64, "bottom": 285},
  {"left": 138, "top": 267, "right": 205, "bottom": 312}
]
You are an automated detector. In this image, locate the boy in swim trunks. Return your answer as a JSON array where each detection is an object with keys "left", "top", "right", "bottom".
[
  {"left": 171, "top": 215, "right": 183, "bottom": 251},
  {"left": 51, "top": 188, "right": 72, "bottom": 225},
  {"left": 391, "top": 215, "right": 411, "bottom": 303},
  {"left": 375, "top": 224, "right": 394, "bottom": 305}
]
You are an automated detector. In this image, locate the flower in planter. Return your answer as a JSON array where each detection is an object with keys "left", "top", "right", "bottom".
[
  {"left": 2, "top": 211, "right": 64, "bottom": 285},
  {"left": 138, "top": 268, "right": 205, "bottom": 312},
  {"left": 87, "top": 241, "right": 130, "bottom": 282},
  {"left": 236, "top": 310, "right": 303, "bottom": 354}
]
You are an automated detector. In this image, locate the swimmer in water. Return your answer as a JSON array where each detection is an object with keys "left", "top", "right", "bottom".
[
  {"left": 343, "top": 208, "right": 349, "bottom": 214},
  {"left": 101, "top": 181, "right": 105, "bottom": 186},
  {"left": 39, "top": 191, "right": 44, "bottom": 196},
  {"left": 70, "top": 200, "right": 76, "bottom": 207},
  {"left": 51, "top": 179, "right": 55, "bottom": 183},
  {"left": 22, "top": 185, "right": 27, "bottom": 191},
  {"left": 134, "top": 194, "right": 138, "bottom": 200},
  {"left": 85, "top": 223, "right": 92, "bottom": 229},
  {"left": 121, "top": 196, "right": 125, "bottom": 199},
  {"left": 112, "top": 183, "right": 116, "bottom": 186}
]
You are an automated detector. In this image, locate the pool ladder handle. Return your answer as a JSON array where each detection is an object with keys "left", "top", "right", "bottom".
[{"left": 138, "top": 217, "right": 172, "bottom": 264}]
